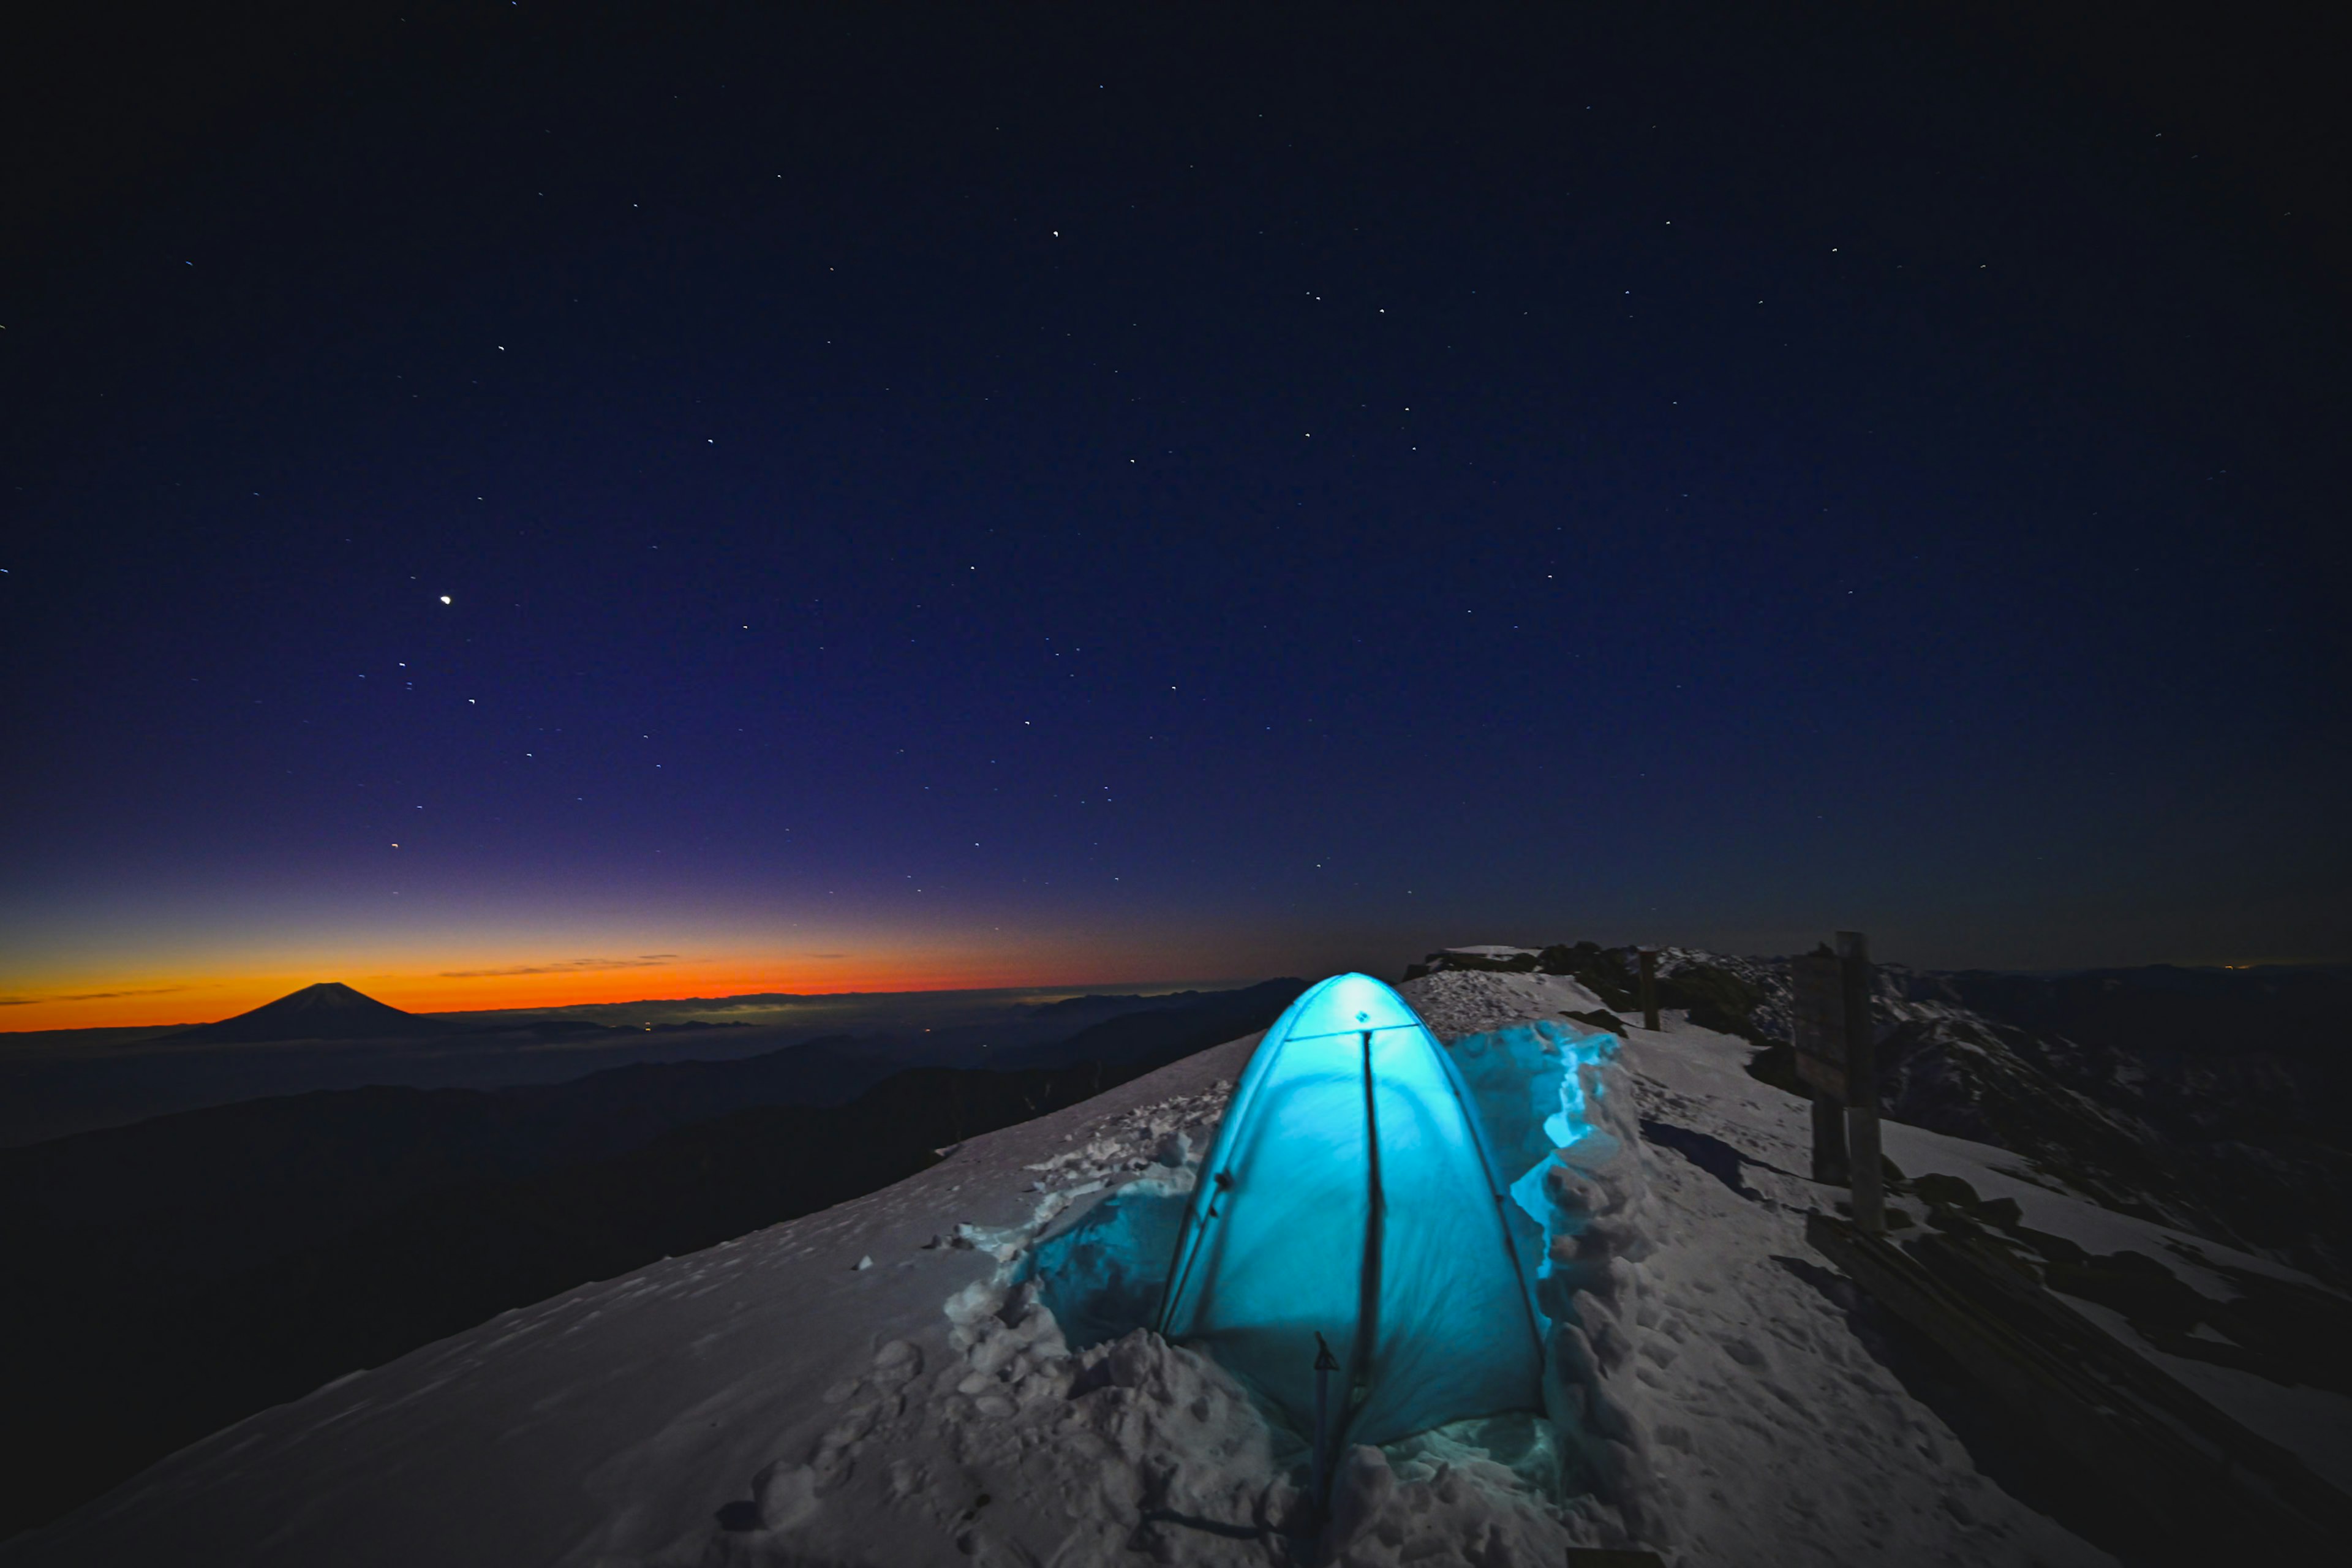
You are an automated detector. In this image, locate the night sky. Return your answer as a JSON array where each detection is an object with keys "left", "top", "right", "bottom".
[{"left": 6, "top": 2, "right": 2347, "bottom": 1028}]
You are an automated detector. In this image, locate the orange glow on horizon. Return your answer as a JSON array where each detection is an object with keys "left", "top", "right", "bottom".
[
  {"left": 0, "top": 950, "right": 1183, "bottom": 1034},
  {"left": 364, "top": 954, "right": 1072, "bottom": 1016}
]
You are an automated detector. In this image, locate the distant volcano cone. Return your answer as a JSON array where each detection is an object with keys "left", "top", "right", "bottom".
[{"left": 167, "top": 982, "right": 448, "bottom": 1044}]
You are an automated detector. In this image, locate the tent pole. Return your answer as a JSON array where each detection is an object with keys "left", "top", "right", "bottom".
[
  {"left": 1152, "top": 1169, "right": 1224, "bottom": 1335},
  {"left": 1153, "top": 1020, "right": 1284, "bottom": 1335},
  {"left": 1343, "top": 1028, "right": 1385, "bottom": 1468}
]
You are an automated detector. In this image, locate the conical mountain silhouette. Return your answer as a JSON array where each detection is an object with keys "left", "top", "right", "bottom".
[{"left": 168, "top": 982, "right": 449, "bottom": 1044}]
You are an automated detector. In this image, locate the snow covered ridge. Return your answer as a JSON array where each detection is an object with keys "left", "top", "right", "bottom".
[
  {"left": 7, "top": 967, "right": 2346, "bottom": 1567},
  {"left": 0, "top": 1010, "right": 1650, "bottom": 1568},
  {"left": 1413, "top": 944, "right": 2352, "bottom": 1287}
]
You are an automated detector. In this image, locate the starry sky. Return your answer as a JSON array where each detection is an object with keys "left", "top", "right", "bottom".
[{"left": 4, "top": 2, "right": 2348, "bottom": 1029}]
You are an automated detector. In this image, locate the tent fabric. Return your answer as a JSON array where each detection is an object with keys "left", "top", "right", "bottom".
[{"left": 1155, "top": 973, "right": 1545, "bottom": 1452}]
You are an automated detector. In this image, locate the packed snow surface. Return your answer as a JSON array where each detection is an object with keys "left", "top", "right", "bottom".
[{"left": 10, "top": 966, "right": 2343, "bottom": 1566}]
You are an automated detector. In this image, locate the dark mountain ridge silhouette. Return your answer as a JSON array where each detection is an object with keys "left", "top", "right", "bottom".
[
  {"left": 997, "top": 979, "right": 1308, "bottom": 1068},
  {"left": 1, "top": 1039, "right": 880, "bottom": 1285},
  {"left": 164, "top": 981, "right": 448, "bottom": 1044}
]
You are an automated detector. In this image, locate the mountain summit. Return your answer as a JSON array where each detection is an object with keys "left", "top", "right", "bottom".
[{"left": 167, "top": 982, "right": 448, "bottom": 1044}]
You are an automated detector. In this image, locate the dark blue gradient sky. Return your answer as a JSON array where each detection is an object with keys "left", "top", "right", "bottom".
[{"left": 5, "top": 2, "right": 2347, "bottom": 1025}]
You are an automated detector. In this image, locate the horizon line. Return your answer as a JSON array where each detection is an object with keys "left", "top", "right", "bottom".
[{"left": 0, "top": 974, "right": 1281, "bottom": 1037}]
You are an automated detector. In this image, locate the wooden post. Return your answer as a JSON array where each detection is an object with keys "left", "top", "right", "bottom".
[
  {"left": 1809, "top": 1093, "right": 1849, "bottom": 1185},
  {"left": 1836, "top": 930, "right": 1885, "bottom": 1233},
  {"left": 1790, "top": 946, "right": 1850, "bottom": 1183},
  {"left": 1637, "top": 948, "right": 1660, "bottom": 1032}
]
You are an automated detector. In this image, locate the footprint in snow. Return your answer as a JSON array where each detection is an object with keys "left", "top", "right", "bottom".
[{"left": 1721, "top": 1336, "right": 1769, "bottom": 1369}]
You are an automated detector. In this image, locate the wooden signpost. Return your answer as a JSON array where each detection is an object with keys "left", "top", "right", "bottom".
[
  {"left": 1790, "top": 951, "right": 1847, "bottom": 1099},
  {"left": 1791, "top": 931, "right": 1883, "bottom": 1231},
  {"left": 1637, "top": 948, "right": 1660, "bottom": 1032},
  {"left": 1791, "top": 948, "right": 1849, "bottom": 1184}
]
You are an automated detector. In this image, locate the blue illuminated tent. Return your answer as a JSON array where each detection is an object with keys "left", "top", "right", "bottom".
[{"left": 1155, "top": 973, "right": 1545, "bottom": 1454}]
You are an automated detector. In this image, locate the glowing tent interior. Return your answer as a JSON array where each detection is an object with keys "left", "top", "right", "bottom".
[{"left": 1154, "top": 973, "right": 1546, "bottom": 1455}]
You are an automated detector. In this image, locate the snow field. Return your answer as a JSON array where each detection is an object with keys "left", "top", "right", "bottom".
[
  {"left": 26, "top": 962, "right": 2295, "bottom": 1567},
  {"left": 1597, "top": 1008, "right": 2109, "bottom": 1567},
  {"left": 0, "top": 1036, "right": 1267, "bottom": 1568},
  {"left": 715, "top": 1068, "right": 1311, "bottom": 1566}
]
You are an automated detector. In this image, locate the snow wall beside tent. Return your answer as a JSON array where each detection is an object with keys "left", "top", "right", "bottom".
[{"left": 1154, "top": 973, "right": 1548, "bottom": 1453}]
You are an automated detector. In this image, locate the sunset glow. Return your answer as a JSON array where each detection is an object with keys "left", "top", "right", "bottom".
[{"left": 0, "top": 948, "right": 1188, "bottom": 1031}]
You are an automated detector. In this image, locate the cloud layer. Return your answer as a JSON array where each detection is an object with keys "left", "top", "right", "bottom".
[
  {"left": 0, "top": 986, "right": 197, "bottom": 1007},
  {"left": 434, "top": 956, "right": 683, "bottom": 979}
]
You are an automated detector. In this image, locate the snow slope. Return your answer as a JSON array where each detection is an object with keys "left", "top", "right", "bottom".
[
  {"left": 18, "top": 968, "right": 2340, "bottom": 1566},
  {"left": 1404, "top": 970, "right": 2109, "bottom": 1567}
]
